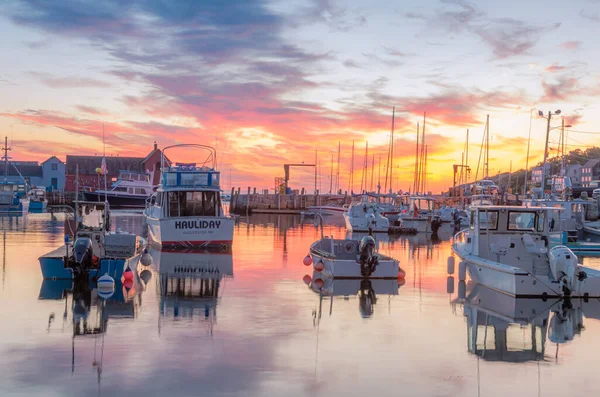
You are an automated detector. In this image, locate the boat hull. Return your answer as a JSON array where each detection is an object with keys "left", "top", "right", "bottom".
[
  {"left": 310, "top": 253, "right": 399, "bottom": 279},
  {"left": 343, "top": 213, "right": 389, "bottom": 233},
  {"left": 146, "top": 216, "right": 234, "bottom": 251},
  {"left": 400, "top": 217, "right": 431, "bottom": 233},
  {"left": 83, "top": 191, "right": 148, "bottom": 208},
  {"left": 307, "top": 206, "right": 346, "bottom": 216},
  {"left": 39, "top": 245, "right": 137, "bottom": 280}
]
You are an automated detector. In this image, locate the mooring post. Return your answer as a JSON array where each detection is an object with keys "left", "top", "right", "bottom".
[{"left": 246, "top": 187, "right": 250, "bottom": 217}]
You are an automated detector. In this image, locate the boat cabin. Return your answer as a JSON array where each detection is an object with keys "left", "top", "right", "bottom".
[
  {"left": 407, "top": 196, "right": 435, "bottom": 214},
  {"left": 149, "top": 163, "right": 224, "bottom": 218},
  {"left": 0, "top": 181, "right": 26, "bottom": 207},
  {"left": 467, "top": 206, "right": 561, "bottom": 262},
  {"left": 522, "top": 199, "right": 588, "bottom": 233}
]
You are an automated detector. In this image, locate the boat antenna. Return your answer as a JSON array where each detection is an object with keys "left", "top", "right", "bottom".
[{"left": 1, "top": 136, "right": 11, "bottom": 182}]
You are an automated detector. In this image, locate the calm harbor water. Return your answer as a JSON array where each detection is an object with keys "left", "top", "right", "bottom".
[{"left": 2, "top": 213, "right": 600, "bottom": 397}]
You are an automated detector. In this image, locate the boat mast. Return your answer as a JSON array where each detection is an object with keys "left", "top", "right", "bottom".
[
  {"left": 336, "top": 142, "right": 340, "bottom": 193},
  {"left": 329, "top": 153, "right": 333, "bottom": 194},
  {"left": 314, "top": 150, "right": 317, "bottom": 193},
  {"left": 419, "top": 112, "right": 426, "bottom": 194},
  {"left": 348, "top": 141, "right": 354, "bottom": 194},
  {"left": 370, "top": 154, "right": 375, "bottom": 192},
  {"left": 413, "top": 122, "right": 419, "bottom": 194},
  {"left": 390, "top": 108, "right": 395, "bottom": 194},
  {"left": 1, "top": 136, "right": 11, "bottom": 180},
  {"left": 485, "top": 115, "right": 490, "bottom": 179},
  {"left": 384, "top": 107, "right": 395, "bottom": 194}
]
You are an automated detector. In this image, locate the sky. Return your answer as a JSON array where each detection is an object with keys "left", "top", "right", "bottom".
[{"left": 1, "top": 0, "right": 600, "bottom": 193}]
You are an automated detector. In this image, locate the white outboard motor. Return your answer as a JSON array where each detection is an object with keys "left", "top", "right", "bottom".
[
  {"left": 548, "top": 246, "right": 580, "bottom": 296},
  {"left": 366, "top": 212, "right": 376, "bottom": 229}
]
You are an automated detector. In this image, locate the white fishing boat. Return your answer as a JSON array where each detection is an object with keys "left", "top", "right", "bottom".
[
  {"left": 343, "top": 197, "right": 390, "bottom": 233},
  {"left": 145, "top": 144, "right": 234, "bottom": 251},
  {"left": 452, "top": 205, "right": 600, "bottom": 298},
  {"left": 435, "top": 205, "right": 454, "bottom": 222},
  {"left": 400, "top": 196, "right": 435, "bottom": 233},
  {"left": 307, "top": 236, "right": 403, "bottom": 279}
]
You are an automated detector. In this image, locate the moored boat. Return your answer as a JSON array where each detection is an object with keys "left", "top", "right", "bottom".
[
  {"left": 307, "top": 236, "right": 403, "bottom": 279},
  {"left": 400, "top": 196, "right": 435, "bottom": 233},
  {"left": 144, "top": 144, "right": 234, "bottom": 251},
  {"left": 342, "top": 195, "right": 390, "bottom": 233},
  {"left": 452, "top": 205, "right": 600, "bottom": 298},
  {"left": 83, "top": 170, "right": 153, "bottom": 208}
]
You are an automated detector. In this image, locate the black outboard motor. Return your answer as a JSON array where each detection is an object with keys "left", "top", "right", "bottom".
[
  {"left": 359, "top": 236, "right": 378, "bottom": 277},
  {"left": 431, "top": 215, "right": 442, "bottom": 234},
  {"left": 72, "top": 237, "right": 94, "bottom": 280}
]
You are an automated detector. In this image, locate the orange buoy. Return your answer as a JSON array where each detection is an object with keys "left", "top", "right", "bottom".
[
  {"left": 398, "top": 268, "right": 406, "bottom": 279},
  {"left": 313, "top": 278, "right": 324, "bottom": 289},
  {"left": 398, "top": 278, "right": 406, "bottom": 287},
  {"left": 303, "top": 255, "right": 313, "bottom": 266},
  {"left": 303, "top": 275, "right": 312, "bottom": 285},
  {"left": 314, "top": 260, "right": 325, "bottom": 272}
]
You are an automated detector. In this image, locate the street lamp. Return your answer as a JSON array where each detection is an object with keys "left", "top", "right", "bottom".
[{"left": 539, "top": 110, "right": 561, "bottom": 194}]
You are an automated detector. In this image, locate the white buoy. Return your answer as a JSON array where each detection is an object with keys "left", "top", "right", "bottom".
[
  {"left": 447, "top": 256, "right": 455, "bottom": 275},
  {"left": 140, "top": 251, "right": 153, "bottom": 266},
  {"left": 458, "top": 281, "right": 466, "bottom": 300},
  {"left": 458, "top": 261, "right": 467, "bottom": 281},
  {"left": 446, "top": 276, "right": 455, "bottom": 294},
  {"left": 97, "top": 273, "right": 115, "bottom": 297},
  {"left": 97, "top": 289, "right": 114, "bottom": 300}
]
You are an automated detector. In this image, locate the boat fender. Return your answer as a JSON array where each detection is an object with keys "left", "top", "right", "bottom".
[{"left": 344, "top": 241, "right": 355, "bottom": 253}]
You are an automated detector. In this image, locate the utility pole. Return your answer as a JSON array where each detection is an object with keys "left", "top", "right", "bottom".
[
  {"left": 541, "top": 111, "right": 553, "bottom": 194},
  {"left": 524, "top": 109, "right": 533, "bottom": 196},
  {"left": 1, "top": 137, "right": 11, "bottom": 179}
]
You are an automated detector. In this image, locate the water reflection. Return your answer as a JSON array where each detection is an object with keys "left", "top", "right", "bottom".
[
  {"left": 456, "top": 283, "right": 599, "bottom": 362},
  {"left": 307, "top": 273, "right": 402, "bottom": 319},
  {"left": 150, "top": 249, "right": 234, "bottom": 337}
]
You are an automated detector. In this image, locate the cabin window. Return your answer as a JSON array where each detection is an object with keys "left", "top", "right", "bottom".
[
  {"left": 154, "top": 193, "right": 161, "bottom": 207},
  {"left": 507, "top": 212, "right": 537, "bottom": 231},
  {"left": 114, "top": 187, "right": 127, "bottom": 192},
  {"left": 169, "top": 192, "right": 180, "bottom": 216},
  {"left": 168, "top": 191, "right": 218, "bottom": 216},
  {"left": 182, "top": 173, "right": 195, "bottom": 186},
  {"left": 134, "top": 188, "right": 146, "bottom": 195},
  {"left": 470, "top": 211, "right": 475, "bottom": 230},
  {"left": 166, "top": 173, "right": 177, "bottom": 186},
  {"left": 128, "top": 188, "right": 134, "bottom": 194},
  {"left": 478, "top": 211, "right": 498, "bottom": 230}
]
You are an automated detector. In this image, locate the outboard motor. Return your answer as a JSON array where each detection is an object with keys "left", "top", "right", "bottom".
[
  {"left": 431, "top": 215, "right": 442, "bottom": 234},
  {"left": 548, "top": 246, "right": 584, "bottom": 296},
  {"left": 359, "top": 236, "right": 378, "bottom": 277},
  {"left": 72, "top": 238, "right": 94, "bottom": 280}
]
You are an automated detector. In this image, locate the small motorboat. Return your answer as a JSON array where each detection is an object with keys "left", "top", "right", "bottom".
[
  {"left": 343, "top": 196, "right": 390, "bottom": 233},
  {"left": 307, "top": 236, "right": 403, "bottom": 279},
  {"left": 452, "top": 205, "right": 600, "bottom": 298}
]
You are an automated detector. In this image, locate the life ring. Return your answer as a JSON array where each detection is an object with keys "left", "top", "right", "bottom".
[{"left": 344, "top": 241, "right": 355, "bottom": 253}]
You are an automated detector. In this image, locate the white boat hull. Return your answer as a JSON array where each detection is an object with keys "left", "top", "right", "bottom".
[
  {"left": 343, "top": 213, "right": 389, "bottom": 233},
  {"left": 307, "top": 205, "right": 346, "bottom": 216},
  {"left": 311, "top": 253, "right": 399, "bottom": 279},
  {"left": 146, "top": 216, "right": 234, "bottom": 251},
  {"left": 400, "top": 217, "right": 431, "bottom": 233}
]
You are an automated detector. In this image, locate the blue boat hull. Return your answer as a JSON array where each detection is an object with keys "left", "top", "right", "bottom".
[{"left": 39, "top": 250, "right": 131, "bottom": 280}]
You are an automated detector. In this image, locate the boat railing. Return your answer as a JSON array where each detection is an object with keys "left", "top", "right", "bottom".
[{"left": 454, "top": 229, "right": 468, "bottom": 245}]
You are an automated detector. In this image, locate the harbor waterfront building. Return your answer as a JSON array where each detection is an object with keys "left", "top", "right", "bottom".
[
  {"left": 565, "top": 164, "right": 582, "bottom": 187},
  {"left": 0, "top": 157, "right": 65, "bottom": 191},
  {"left": 582, "top": 159, "right": 600, "bottom": 187},
  {"left": 531, "top": 164, "right": 550, "bottom": 186},
  {"left": 65, "top": 143, "right": 163, "bottom": 192}
]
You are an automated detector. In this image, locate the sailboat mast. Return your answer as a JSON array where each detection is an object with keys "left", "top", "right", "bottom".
[
  {"left": 485, "top": 115, "right": 490, "bottom": 179},
  {"left": 329, "top": 153, "right": 333, "bottom": 194},
  {"left": 390, "top": 108, "right": 395, "bottom": 194},
  {"left": 336, "top": 142, "right": 340, "bottom": 193},
  {"left": 370, "top": 154, "right": 375, "bottom": 192},
  {"left": 466, "top": 129, "right": 469, "bottom": 183},
  {"left": 314, "top": 150, "right": 317, "bottom": 193},
  {"left": 349, "top": 141, "right": 355, "bottom": 194},
  {"left": 414, "top": 122, "right": 420, "bottom": 194}
]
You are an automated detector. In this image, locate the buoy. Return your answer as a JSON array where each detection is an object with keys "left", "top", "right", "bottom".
[
  {"left": 140, "top": 269, "right": 152, "bottom": 285},
  {"left": 398, "top": 268, "right": 406, "bottom": 279},
  {"left": 314, "top": 260, "right": 325, "bottom": 272},
  {"left": 457, "top": 280, "right": 466, "bottom": 300},
  {"left": 303, "top": 275, "right": 312, "bottom": 285},
  {"left": 313, "top": 278, "right": 324, "bottom": 289},
  {"left": 97, "top": 273, "right": 115, "bottom": 291},
  {"left": 140, "top": 251, "right": 152, "bottom": 266},
  {"left": 398, "top": 278, "right": 406, "bottom": 287},
  {"left": 123, "top": 278, "right": 134, "bottom": 291},
  {"left": 447, "top": 256, "right": 455, "bottom": 275},
  {"left": 123, "top": 267, "right": 134, "bottom": 281},
  {"left": 303, "top": 254, "right": 312, "bottom": 266},
  {"left": 447, "top": 276, "right": 455, "bottom": 294},
  {"left": 97, "top": 289, "right": 114, "bottom": 300},
  {"left": 458, "top": 261, "right": 467, "bottom": 281}
]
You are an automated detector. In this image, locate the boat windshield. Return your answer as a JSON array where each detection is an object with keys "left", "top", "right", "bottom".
[
  {"left": 168, "top": 191, "right": 220, "bottom": 217},
  {"left": 507, "top": 211, "right": 544, "bottom": 232}
]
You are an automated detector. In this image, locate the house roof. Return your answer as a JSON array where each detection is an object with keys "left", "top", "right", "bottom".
[
  {"left": 582, "top": 159, "right": 600, "bottom": 169},
  {"left": 0, "top": 163, "right": 43, "bottom": 178},
  {"left": 65, "top": 155, "right": 144, "bottom": 175},
  {"left": 42, "top": 156, "right": 64, "bottom": 165}
]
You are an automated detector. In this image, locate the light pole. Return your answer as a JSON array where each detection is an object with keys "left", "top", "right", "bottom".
[
  {"left": 539, "top": 110, "right": 561, "bottom": 194},
  {"left": 524, "top": 109, "right": 534, "bottom": 196}
]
